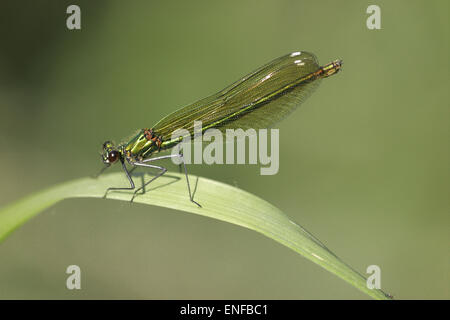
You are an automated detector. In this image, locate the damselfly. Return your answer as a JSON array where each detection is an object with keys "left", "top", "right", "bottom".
[{"left": 98, "top": 51, "right": 342, "bottom": 206}]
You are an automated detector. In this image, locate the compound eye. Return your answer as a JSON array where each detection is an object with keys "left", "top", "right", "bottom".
[{"left": 108, "top": 150, "right": 119, "bottom": 163}]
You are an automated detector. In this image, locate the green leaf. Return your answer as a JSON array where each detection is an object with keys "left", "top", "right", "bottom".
[{"left": 0, "top": 172, "right": 391, "bottom": 299}]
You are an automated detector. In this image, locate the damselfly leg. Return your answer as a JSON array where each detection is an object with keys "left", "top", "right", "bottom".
[
  {"left": 130, "top": 153, "right": 201, "bottom": 207},
  {"left": 100, "top": 153, "right": 200, "bottom": 207},
  {"left": 103, "top": 158, "right": 135, "bottom": 198}
]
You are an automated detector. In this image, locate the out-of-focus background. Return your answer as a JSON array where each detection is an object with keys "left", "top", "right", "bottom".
[{"left": 0, "top": 0, "right": 448, "bottom": 299}]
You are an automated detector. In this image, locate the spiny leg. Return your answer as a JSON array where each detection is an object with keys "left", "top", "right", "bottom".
[
  {"left": 130, "top": 162, "right": 167, "bottom": 202},
  {"left": 131, "top": 153, "right": 201, "bottom": 207},
  {"left": 103, "top": 159, "right": 135, "bottom": 198},
  {"left": 178, "top": 153, "right": 201, "bottom": 208}
]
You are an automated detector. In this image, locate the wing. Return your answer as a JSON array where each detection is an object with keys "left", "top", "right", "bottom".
[{"left": 153, "top": 51, "right": 322, "bottom": 141}]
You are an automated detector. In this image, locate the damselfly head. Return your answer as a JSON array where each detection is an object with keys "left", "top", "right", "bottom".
[{"left": 101, "top": 141, "right": 120, "bottom": 164}]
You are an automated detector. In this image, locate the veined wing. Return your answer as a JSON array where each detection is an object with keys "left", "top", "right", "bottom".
[{"left": 153, "top": 51, "right": 322, "bottom": 141}]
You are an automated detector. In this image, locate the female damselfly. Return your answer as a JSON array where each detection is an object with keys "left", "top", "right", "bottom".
[{"left": 98, "top": 51, "right": 342, "bottom": 207}]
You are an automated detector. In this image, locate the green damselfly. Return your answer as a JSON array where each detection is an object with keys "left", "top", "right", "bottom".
[{"left": 98, "top": 51, "right": 342, "bottom": 206}]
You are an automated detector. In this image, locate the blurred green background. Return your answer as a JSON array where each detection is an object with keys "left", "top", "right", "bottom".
[{"left": 0, "top": 0, "right": 448, "bottom": 299}]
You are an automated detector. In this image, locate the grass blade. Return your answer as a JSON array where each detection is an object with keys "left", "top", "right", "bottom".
[{"left": 0, "top": 172, "right": 391, "bottom": 299}]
